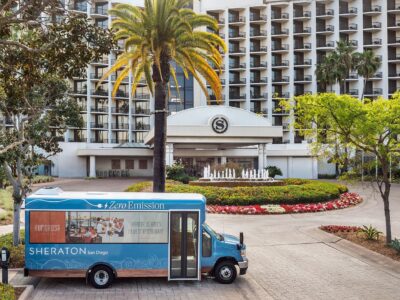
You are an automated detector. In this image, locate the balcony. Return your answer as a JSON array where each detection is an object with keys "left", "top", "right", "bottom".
[
  {"left": 365, "top": 88, "right": 383, "bottom": 96},
  {"left": 250, "top": 46, "right": 267, "bottom": 53},
  {"left": 71, "top": 89, "right": 87, "bottom": 95},
  {"left": 228, "top": 16, "right": 246, "bottom": 23},
  {"left": 340, "top": 23, "right": 358, "bottom": 31},
  {"left": 90, "top": 138, "right": 109, "bottom": 143},
  {"left": 294, "top": 42, "right": 311, "bottom": 51},
  {"left": 250, "top": 62, "right": 267, "bottom": 68},
  {"left": 272, "top": 76, "right": 290, "bottom": 83},
  {"left": 293, "top": 27, "right": 311, "bottom": 35},
  {"left": 349, "top": 40, "right": 358, "bottom": 47},
  {"left": 92, "top": 58, "right": 109, "bottom": 65},
  {"left": 250, "top": 30, "right": 267, "bottom": 37},
  {"left": 294, "top": 59, "right": 312, "bottom": 66},
  {"left": 364, "top": 22, "right": 382, "bottom": 31},
  {"left": 363, "top": 5, "right": 382, "bottom": 14},
  {"left": 68, "top": 137, "right": 86, "bottom": 143},
  {"left": 271, "top": 28, "right": 289, "bottom": 36},
  {"left": 250, "top": 92, "right": 267, "bottom": 100},
  {"left": 91, "top": 106, "right": 108, "bottom": 113},
  {"left": 347, "top": 73, "right": 358, "bottom": 80},
  {"left": 135, "top": 123, "right": 151, "bottom": 130},
  {"left": 388, "top": 72, "right": 400, "bottom": 78},
  {"left": 317, "top": 41, "right": 335, "bottom": 48},
  {"left": 250, "top": 15, "right": 267, "bottom": 22},
  {"left": 364, "top": 38, "right": 382, "bottom": 47},
  {"left": 271, "top": 12, "right": 289, "bottom": 20},
  {"left": 271, "top": 44, "right": 289, "bottom": 51},
  {"left": 349, "top": 89, "right": 359, "bottom": 96},
  {"left": 68, "top": 2, "right": 87, "bottom": 13},
  {"left": 217, "top": 18, "right": 225, "bottom": 25},
  {"left": 250, "top": 77, "right": 268, "bottom": 84},
  {"left": 91, "top": 89, "right": 108, "bottom": 97},
  {"left": 115, "top": 90, "right": 129, "bottom": 98},
  {"left": 370, "top": 72, "right": 383, "bottom": 79},
  {"left": 272, "top": 60, "right": 289, "bottom": 68},
  {"left": 272, "top": 92, "right": 290, "bottom": 99},
  {"left": 90, "top": 122, "right": 108, "bottom": 129},
  {"left": 294, "top": 75, "right": 312, "bottom": 82},
  {"left": 229, "top": 62, "right": 246, "bottom": 69},
  {"left": 133, "top": 93, "right": 151, "bottom": 100},
  {"left": 110, "top": 139, "right": 128, "bottom": 144},
  {"left": 110, "top": 75, "right": 129, "bottom": 83},
  {"left": 91, "top": 6, "right": 107, "bottom": 16},
  {"left": 316, "top": 9, "right": 334, "bottom": 17},
  {"left": 135, "top": 108, "right": 151, "bottom": 115},
  {"left": 251, "top": 108, "right": 268, "bottom": 114},
  {"left": 340, "top": 7, "right": 358, "bottom": 15},
  {"left": 111, "top": 123, "right": 129, "bottom": 130},
  {"left": 111, "top": 107, "right": 129, "bottom": 114},
  {"left": 316, "top": 25, "right": 334, "bottom": 33},
  {"left": 229, "top": 78, "right": 246, "bottom": 85},
  {"left": 229, "top": 47, "right": 246, "bottom": 54},
  {"left": 229, "top": 32, "right": 246, "bottom": 39},
  {"left": 293, "top": 11, "right": 311, "bottom": 19},
  {"left": 229, "top": 93, "right": 246, "bottom": 100},
  {"left": 272, "top": 106, "right": 290, "bottom": 115}
]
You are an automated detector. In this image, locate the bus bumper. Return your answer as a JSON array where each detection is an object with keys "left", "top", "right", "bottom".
[{"left": 238, "top": 257, "right": 248, "bottom": 275}]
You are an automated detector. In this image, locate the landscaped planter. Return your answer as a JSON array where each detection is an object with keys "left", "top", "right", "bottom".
[{"left": 206, "top": 192, "right": 362, "bottom": 215}]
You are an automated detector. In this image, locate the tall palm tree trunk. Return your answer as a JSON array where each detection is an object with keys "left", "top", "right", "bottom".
[
  {"left": 152, "top": 56, "right": 170, "bottom": 193},
  {"left": 152, "top": 80, "right": 167, "bottom": 192}
]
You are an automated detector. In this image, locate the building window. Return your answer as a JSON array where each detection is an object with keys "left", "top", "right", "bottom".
[
  {"left": 111, "top": 159, "right": 121, "bottom": 170},
  {"left": 126, "top": 160, "right": 134, "bottom": 169},
  {"left": 139, "top": 159, "right": 148, "bottom": 169}
]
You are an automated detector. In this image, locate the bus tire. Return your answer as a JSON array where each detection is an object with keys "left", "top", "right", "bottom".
[
  {"left": 214, "top": 261, "right": 237, "bottom": 284},
  {"left": 89, "top": 265, "right": 114, "bottom": 289}
]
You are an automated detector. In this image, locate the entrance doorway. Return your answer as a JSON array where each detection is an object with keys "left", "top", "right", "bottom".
[{"left": 169, "top": 211, "right": 199, "bottom": 280}]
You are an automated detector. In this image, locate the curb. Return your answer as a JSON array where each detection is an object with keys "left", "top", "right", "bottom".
[
  {"left": 13, "top": 285, "right": 34, "bottom": 300},
  {"left": 303, "top": 227, "right": 400, "bottom": 279}
]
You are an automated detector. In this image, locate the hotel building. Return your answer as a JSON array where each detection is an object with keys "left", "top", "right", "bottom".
[{"left": 49, "top": 0, "right": 400, "bottom": 179}]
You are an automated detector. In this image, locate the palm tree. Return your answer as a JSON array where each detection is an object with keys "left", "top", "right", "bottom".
[
  {"left": 315, "top": 53, "right": 337, "bottom": 92},
  {"left": 335, "top": 40, "right": 355, "bottom": 94},
  {"left": 354, "top": 50, "right": 381, "bottom": 99},
  {"left": 99, "top": 0, "right": 226, "bottom": 192}
]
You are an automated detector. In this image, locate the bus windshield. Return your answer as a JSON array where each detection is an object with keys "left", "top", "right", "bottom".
[{"left": 203, "top": 223, "right": 224, "bottom": 241}]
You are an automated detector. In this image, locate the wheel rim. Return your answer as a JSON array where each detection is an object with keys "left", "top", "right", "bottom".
[
  {"left": 94, "top": 270, "right": 109, "bottom": 286},
  {"left": 219, "top": 266, "right": 232, "bottom": 280}
]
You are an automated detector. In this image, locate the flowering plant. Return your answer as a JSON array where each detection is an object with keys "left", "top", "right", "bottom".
[
  {"left": 206, "top": 192, "right": 362, "bottom": 215},
  {"left": 320, "top": 225, "right": 362, "bottom": 233}
]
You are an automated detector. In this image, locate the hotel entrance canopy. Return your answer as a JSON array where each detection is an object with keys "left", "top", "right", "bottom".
[{"left": 144, "top": 106, "right": 283, "bottom": 149}]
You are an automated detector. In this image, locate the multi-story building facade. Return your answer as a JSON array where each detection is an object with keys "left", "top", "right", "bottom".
[{"left": 49, "top": 0, "right": 400, "bottom": 179}]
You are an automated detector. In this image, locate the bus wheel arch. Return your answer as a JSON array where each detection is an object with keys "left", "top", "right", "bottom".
[
  {"left": 212, "top": 257, "right": 238, "bottom": 284},
  {"left": 87, "top": 263, "right": 116, "bottom": 289}
]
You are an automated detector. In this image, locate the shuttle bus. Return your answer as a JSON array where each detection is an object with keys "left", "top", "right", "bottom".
[{"left": 24, "top": 187, "right": 248, "bottom": 288}]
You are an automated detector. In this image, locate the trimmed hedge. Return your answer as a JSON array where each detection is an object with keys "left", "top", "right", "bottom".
[
  {"left": 126, "top": 179, "right": 348, "bottom": 206},
  {"left": 0, "top": 283, "right": 15, "bottom": 300}
]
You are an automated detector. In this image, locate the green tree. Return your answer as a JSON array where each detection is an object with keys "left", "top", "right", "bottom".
[
  {"left": 289, "top": 93, "right": 400, "bottom": 244},
  {"left": 0, "top": 15, "right": 114, "bottom": 246},
  {"left": 100, "top": 0, "right": 226, "bottom": 192},
  {"left": 353, "top": 50, "right": 381, "bottom": 99},
  {"left": 315, "top": 54, "right": 337, "bottom": 92}
]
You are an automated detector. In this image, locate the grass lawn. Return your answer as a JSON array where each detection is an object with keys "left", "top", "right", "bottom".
[{"left": 0, "top": 188, "right": 13, "bottom": 225}]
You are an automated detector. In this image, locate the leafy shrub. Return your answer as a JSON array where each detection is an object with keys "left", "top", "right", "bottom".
[
  {"left": 0, "top": 283, "right": 15, "bottom": 300},
  {"left": 0, "top": 231, "right": 25, "bottom": 268},
  {"left": 390, "top": 238, "right": 400, "bottom": 254},
  {"left": 318, "top": 174, "right": 337, "bottom": 179},
  {"left": 126, "top": 180, "right": 348, "bottom": 206},
  {"left": 265, "top": 166, "right": 282, "bottom": 178},
  {"left": 360, "top": 225, "right": 382, "bottom": 240},
  {"left": 166, "top": 162, "right": 191, "bottom": 184},
  {"left": 320, "top": 225, "right": 361, "bottom": 233}
]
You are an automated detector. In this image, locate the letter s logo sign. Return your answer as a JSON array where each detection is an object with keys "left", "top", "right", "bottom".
[{"left": 211, "top": 117, "right": 228, "bottom": 134}]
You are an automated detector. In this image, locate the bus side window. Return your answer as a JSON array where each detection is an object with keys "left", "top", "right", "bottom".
[{"left": 202, "top": 230, "right": 212, "bottom": 257}]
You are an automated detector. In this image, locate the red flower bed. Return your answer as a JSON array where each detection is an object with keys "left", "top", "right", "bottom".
[
  {"left": 206, "top": 192, "right": 362, "bottom": 215},
  {"left": 320, "top": 225, "right": 361, "bottom": 233}
]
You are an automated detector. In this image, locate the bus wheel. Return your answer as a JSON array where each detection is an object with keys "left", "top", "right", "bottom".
[
  {"left": 89, "top": 265, "right": 114, "bottom": 289},
  {"left": 214, "top": 261, "right": 237, "bottom": 284}
]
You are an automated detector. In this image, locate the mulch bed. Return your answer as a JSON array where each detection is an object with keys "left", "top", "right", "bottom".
[
  {"left": 321, "top": 227, "right": 400, "bottom": 262},
  {"left": 15, "top": 287, "right": 25, "bottom": 299}
]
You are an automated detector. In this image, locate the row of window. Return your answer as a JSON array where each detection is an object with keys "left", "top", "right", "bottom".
[{"left": 111, "top": 159, "right": 148, "bottom": 170}]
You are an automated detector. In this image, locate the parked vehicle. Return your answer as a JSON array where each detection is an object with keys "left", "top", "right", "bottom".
[{"left": 24, "top": 187, "right": 248, "bottom": 288}]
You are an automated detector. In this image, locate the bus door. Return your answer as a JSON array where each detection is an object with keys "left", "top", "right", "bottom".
[{"left": 169, "top": 211, "right": 200, "bottom": 280}]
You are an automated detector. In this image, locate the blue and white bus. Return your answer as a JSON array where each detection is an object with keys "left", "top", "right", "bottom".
[{"left": 24, "top": 187, "right": 248, "bottom": 288}]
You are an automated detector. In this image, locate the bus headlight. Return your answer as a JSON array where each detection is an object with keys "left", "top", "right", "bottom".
[{"left": 240, "top": 249, "right": 246, "bottom": 257}]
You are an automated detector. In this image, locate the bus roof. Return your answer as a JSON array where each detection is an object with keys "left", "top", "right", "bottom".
[{"left": 27, "top": 187, "right": 206, "bottom": 203}]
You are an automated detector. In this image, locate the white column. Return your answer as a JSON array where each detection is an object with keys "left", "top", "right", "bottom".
[
  {"left": 258, "top": 144, "right": 267, "bottom": 169},
  {"left": 287, "top": 156, "right": 293, "bottom": 178},
  {"left": 312, "top": 156, "right": 319, "bottom": 179},
  {"left": 89, "top": 156, "right": 96, "bottom": 177},
  {"left": 166, "top": 143, "right": 174, "bottom": 166},
  {"left": 221, "top": 156, "right": 227, "bottom": 165}
]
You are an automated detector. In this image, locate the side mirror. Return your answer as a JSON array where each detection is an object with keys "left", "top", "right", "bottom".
[{"left": 239, "top": 232, "right": 244, "bottom": 245}]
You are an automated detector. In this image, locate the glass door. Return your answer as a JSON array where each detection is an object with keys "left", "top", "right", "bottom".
[{"left": 169, "top": 211, "right": 199, "bottom": 279}]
